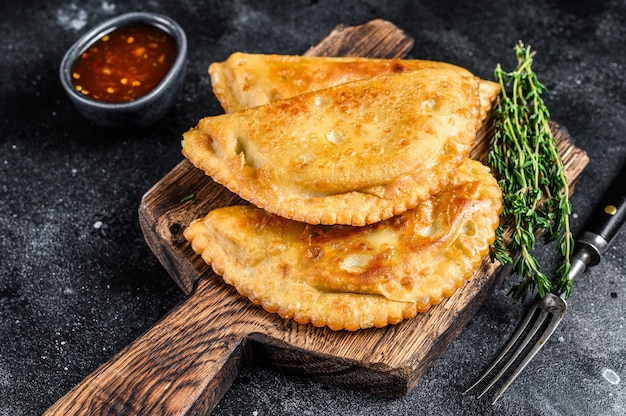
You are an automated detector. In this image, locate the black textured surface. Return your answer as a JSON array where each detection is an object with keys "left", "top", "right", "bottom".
[{"left": 1, "top": 1, "right": 625, "bottom": 415}]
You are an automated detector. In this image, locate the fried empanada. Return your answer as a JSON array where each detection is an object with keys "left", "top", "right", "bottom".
[
  {"left": 184, "top": 159, "right": 502, "bottom": 331},
  {"left": 208, "top": 52, "right": 500, "bottom": 120},
  {"left": 183, "top": 68, "right": 481, "bottom": 225}
]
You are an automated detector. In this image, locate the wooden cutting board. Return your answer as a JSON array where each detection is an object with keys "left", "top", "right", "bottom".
[{"left": 45, "top": 20, "right": 589, "bottom": 415}]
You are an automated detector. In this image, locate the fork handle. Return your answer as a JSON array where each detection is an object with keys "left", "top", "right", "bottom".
[{"left": 577, "top": 160, "right": 626, "bottom": 265}]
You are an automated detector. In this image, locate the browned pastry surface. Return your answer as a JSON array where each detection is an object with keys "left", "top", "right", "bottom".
[
  {"left": 184, "top": 159, "right": 502, "bottom": 331},
  {"left": 182, "top": 68, "right": 481, "bottom": 225},
  {"left": 208, "top": 53, "right": 500, "bottom": 122}
]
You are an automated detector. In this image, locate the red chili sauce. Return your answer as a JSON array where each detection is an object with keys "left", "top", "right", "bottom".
[{"left": 72, "top": 25, "right": 176, "bottom": 103}]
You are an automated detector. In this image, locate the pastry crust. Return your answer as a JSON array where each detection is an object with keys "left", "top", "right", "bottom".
[
  {"left": 184, "top": 159, "right": 502, "bottom": 331},
  {"left": 182, "top": 68, "right": 481, "bottom": 226},
  {"left": 208, "top": 52, "right": 500, "bottom": 121}
]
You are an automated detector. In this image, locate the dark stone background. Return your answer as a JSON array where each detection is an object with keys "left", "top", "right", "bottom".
[{"left": 1, "top": 0, "right": 624, "bottom": 415}]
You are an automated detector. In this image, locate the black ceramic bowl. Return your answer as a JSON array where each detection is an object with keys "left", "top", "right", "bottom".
[{"left": 60, "top": 12, "right": 187, "bottom": 129}]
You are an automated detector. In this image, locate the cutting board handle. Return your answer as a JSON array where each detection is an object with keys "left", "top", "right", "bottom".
[{"left": 44, "top": 278, "right": 246, "bottom": 415}]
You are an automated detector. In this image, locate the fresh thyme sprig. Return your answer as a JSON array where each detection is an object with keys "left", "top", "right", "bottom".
[{"left": 488, "top": 42, "right": 574, "bottom": 303}]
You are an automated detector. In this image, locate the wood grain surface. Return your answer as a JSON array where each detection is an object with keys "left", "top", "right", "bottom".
[{"left": 44, "top": 19, "right": 589, "bottom": 415}]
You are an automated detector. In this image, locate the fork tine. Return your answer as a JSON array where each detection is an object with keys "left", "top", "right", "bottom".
[
  {"left": 465, "top": 300, "right": 541, "bottom": 394},
  {"left": 475, "top": 306, "right": 550, "bottom": 399},
  {"left": 490, "top": 308, "right": 565, "bottom": 404}
]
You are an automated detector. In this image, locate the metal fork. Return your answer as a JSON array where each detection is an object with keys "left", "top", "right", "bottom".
[{"left": 466, "top": 160, "right": 626, "bottom": 404}]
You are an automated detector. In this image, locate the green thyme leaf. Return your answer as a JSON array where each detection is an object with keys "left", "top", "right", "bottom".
[{"left": 180, "top": 193, "right": 195, "bottom": 203}]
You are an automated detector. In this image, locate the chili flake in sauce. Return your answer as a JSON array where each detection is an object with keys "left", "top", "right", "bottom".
[{"left": 72, "top": 25, "right": 176, "bottom": 103}]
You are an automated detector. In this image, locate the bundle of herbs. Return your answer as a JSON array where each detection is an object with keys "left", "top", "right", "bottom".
[{"left": 489, "top": 42, "right": 573, "bottom": 303}]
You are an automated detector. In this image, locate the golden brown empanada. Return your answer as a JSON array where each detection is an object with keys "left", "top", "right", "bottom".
[
  {"left": 184, "top": 159, "right": 502, "bottom": 331},
  {"left": 183, "top": 68, "right": 481, "bottom": 226},
  {"left": 208, "top": 52, "right": 500, "bottom": 120}
]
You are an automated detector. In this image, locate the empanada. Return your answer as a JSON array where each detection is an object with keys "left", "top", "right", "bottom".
[
  {"left": 184, "top": 159, "right": 502, "bottom": 331},
  {"left": 183, "top": 68, "right": 481, "bottom": 225},
  {"left": 208, "top": 52, "right": 500, "bottom": 121}
]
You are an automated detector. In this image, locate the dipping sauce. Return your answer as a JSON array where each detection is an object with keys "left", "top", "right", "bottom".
[{"left": 71, "top": 24, "right": 176, "bottom": 103}]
